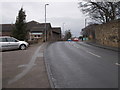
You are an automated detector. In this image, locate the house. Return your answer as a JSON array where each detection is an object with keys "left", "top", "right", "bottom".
[
  {"left": 81, "top": 19, "right": 120, "bottom": 47},
  {"left": 51, "top": 27, "right": 61, "bottom": 41},
  {"left": 0, "top": 24, "right": 14, "bottom": 36},
  {"left": 29, "top": 27, "right": 44, "bottom": 41},
  {"left": 0, "top": 21, "right": 61, "bottom": 42},
  {"left": 27, "top": 21, "right": 52, "bottom": 41},
  {"left": 81, "top": 24, "right": 98, "bottom": 40}
]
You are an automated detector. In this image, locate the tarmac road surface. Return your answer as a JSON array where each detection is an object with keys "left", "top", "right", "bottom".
[{"left": 45, "top": 41, "right": 118, "bottom": 88}]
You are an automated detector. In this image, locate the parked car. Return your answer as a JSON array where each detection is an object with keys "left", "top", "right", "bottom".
[{"left": 0, "top": 36, "right": 29, "bottom": 51}]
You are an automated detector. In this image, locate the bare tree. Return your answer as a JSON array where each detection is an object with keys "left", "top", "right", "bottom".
[{"left": 78, "top": 0, "right": 120, "bottom": 24}]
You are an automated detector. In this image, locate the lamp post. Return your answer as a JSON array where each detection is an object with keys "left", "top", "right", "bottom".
[
  {"left": 63, "top": 23, "right": 65, "bottom": 35},
  {"left": 85, "top": 18, "right": 87, "bottom": 27},
  {"left": 45, "top": 4, "right": 49, "bottom": 42},
  {"left": 84, "top": 18, "right": 88, "bottom": 40},
  {"left": 62, "top": 23, "right": 65, "bottom": 40}
]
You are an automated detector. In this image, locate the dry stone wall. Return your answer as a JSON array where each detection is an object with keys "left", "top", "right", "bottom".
[{"left": 95, "top": 19, "right": 120, "bottom": 48}]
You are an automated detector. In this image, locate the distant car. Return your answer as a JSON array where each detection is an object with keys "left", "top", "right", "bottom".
[
  {"left": 73, "top": 38, "right": 79, "bottom": 41},
  {"left": 67, "top": 39, "right": 72, "bottom": 41},
  {"left": 0, "top": 36, "right": 29, "bottom": 51}
]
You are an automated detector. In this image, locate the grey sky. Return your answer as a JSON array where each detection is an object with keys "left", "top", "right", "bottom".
[{"left": 1, "top": 0, "right": 86, "bottom": 37}]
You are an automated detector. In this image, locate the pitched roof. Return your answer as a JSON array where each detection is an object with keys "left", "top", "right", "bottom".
[
  {"left": 30, "top": 27, "right": 44, "bottom": 32},
  {"left": 27, "top": 21, "right": 51, "bottom": 30},
  {"left": 1, "top": 21, "right": 52, "bottom": 32}
]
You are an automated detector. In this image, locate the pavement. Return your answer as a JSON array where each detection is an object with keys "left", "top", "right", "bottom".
[{"left": 2, "top": 42, "right": 51, "bottom": 88}]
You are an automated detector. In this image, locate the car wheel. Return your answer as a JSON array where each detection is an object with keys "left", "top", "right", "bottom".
[{"left": 19, "top": 44, "right": 26, "bottom": 50}]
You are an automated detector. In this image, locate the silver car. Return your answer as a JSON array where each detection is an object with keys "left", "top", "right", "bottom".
[{"left": 0, "top": 36, "right": 29, "bottom": 51}]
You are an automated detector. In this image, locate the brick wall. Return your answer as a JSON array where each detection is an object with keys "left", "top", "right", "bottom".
[{"left": 95, "top": 19, "right": 120, "bottom": 48}]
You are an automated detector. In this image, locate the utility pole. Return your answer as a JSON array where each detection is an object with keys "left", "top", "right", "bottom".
[{"left": 45, "top": 4, "right": 49, "bottom": 42}]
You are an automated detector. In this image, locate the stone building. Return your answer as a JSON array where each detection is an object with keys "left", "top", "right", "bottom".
[
  {"left": 51, "top": 27, "right": 61, "bottom": 41},
  {"left": 81, "top": 24, "right": 98, "bottom": 40},
  {"left": 29, "top": 27, "right": 44, "bottom": 41},
  {"left": 81, "top": 19, "right": 120, "bottom": 48},
  {"left": 27, "top": 21, "right": 52, "bottom": 41},
  {"left": 0, "top": 24, "right": 14, "bottom": 36},
  {"left": 0, "top": 21, "right": 61, "bottom": 42}
]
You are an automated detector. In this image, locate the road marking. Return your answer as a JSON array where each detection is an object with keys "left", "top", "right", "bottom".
[
  {"left": 86, "top": 51, "right": 101, "bottom": 58},
  {"left": 18, "top": 64, "right": 28, "bottom": 68},
  {"left": 8, "top": 43, "right": 44, "bottom": 84},
  {"left": 68, "top": 42, "right": 101, "bottom": 58},
  {"left": 115, "top": 63, "right": 120, "bottom": 66},
  {"left": 18, "top": 64, "right": 36, "bottom": 68},
  {"left": 68, "top": 42, "right": 80, "bottom": 48}
]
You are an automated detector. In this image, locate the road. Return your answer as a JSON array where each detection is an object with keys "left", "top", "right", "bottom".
[{"left": 45, "top": 41, "right": 118, "bottom": 88}]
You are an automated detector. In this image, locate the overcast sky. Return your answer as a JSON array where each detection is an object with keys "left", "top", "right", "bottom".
[{"left": 0, "top": 0, "right": 86, "bottom": 37}]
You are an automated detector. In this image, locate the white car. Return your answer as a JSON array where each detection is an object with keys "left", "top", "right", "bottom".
[{"left": 0, "top": 36, "right": 29, "bottom": 51}]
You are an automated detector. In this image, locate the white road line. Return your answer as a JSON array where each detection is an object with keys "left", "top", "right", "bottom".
[
  {"left": 68, "top": 42, "right": 101, "bottom": 58},
  {"left": 71, "top": 44, "right": 79, "bottom": 48},
  {"left": 74, "top": 46, "right": 79, "bottom": 48},
  {"left": 115, "top": 63, "right": 120, "bottom": 66},
  {"left": 86, "top": 51, "right": 101, "bottom": 58}
]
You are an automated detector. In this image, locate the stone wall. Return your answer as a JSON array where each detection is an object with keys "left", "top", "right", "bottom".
[
  {"left": 1, "top": 32, "right": 12, "bottom": 36},
  {"left": 95, "top": 19, "right": 120, "bottom": 48}
]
